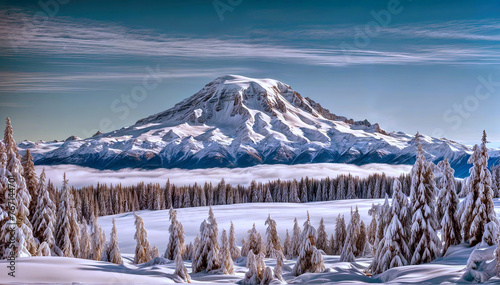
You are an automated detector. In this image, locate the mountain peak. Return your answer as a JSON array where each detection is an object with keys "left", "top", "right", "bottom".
[{"left": 22, "top": 75, "right": 499, "bottom": 178}]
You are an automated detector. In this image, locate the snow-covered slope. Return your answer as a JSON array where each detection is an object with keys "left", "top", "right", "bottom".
[
  {"left": 20, "top": 75, "right": 500, "bottom": 177},
  {"left": 4, "top": 199, "right": 500, "bottom": 284}
]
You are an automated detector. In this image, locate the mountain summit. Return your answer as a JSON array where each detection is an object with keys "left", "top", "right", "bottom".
[{"left": 21, "top": 75, "right": 498, "bottom": 177}]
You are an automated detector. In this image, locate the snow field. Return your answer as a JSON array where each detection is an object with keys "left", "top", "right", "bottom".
[{"left": 4, "top": 198, "right": 500, "bottom": 284}]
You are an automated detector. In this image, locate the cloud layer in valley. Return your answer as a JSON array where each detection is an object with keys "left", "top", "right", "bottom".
[{"left": 36, "top": 163, "right": 412, "bottom": 188}]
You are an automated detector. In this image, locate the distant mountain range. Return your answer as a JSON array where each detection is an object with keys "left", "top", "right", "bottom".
[{"left": 19, "top": 75, "right": 500, "bottom": 178}]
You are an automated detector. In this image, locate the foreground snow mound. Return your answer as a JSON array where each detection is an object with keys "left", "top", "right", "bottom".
[
  {"left": 461, "top": 243, "right": 498, "bottom": 283},
  {"left": 0, "top": 256, "right": 176, "bottom": 284}
]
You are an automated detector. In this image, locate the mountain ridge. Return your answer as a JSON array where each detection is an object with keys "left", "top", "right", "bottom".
[{"left": 18, "top": 75, "right": 500, "bottom": 178}]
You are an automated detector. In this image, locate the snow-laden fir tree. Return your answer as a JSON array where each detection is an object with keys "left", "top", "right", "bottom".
[
  {"left": 316, "top": 218, "right": 328, "bottom": 253},
  {"left": 482, "top": 221, "right": 497, "bottom": 246},
  {"left": 192, "top": 207, "right": 220, "bottom": 273},
  {"left": 357, "top": 220, "right": 368, "bottom": 256},
  {"left": 229, "top": 221, "right": 241, "bottom": 260},
  {"left": 174, "top": 250, "right": 191, "bottom": 283},
  {"left": 0, "top": 141, "right": 11, "bottom": 258},
  {"left": 491, "top": 165, "right": 500, "bottom": 198},
  {"left": 55, "top": 174, "right": 73, "bottom": 257},
  {"left": 371, "top": 180, "right": 411, "bottom": 274},
  {"left": 1, "top": 118, "right": 36, "bottom": 257},
  {"left": 220, "top": 229, "right": 234, "bottom": 274},
  {"left": 274, "top": 251, "right": 285, "bottom": 282},
  {"left": 261, "top": 266, "right": 274, "bottom": 285},
  {"left": 265, "top": 214, "right": 283, "bottom": 258},
  {"left": 69, "top": 187, "right": 81, "bottom": 258},
  {"left": 438, "top": 158, "right": 462, "bottom": 254},
  {"left": 289, "top": 180, "right": 300, "bottom": 203},
  {"left": 340, "top": 207, "right": 358, "bottom": 262},
  {"left": 367, "top": 212, "right": 377, "bottom": 248},
  {"left": 265, "top": 187, "right": 273, "bottom": 203},
  {"left": 90, "top": 215, "right": 106, "bottom": 261},
  {"left": 22, "top": 149, "right": 38, "bottom": 225},
  {"left": 409, "top": 135, "right": 441, "bottom": 265},
  {"left": 183, "top": 242, "right": 193, "bottom": 260},
  {"left": 291, "top": 217, "right": 302, "bottom": 257},
  {"left": 292, "top": 212, "right": 325, "bottom": 275},
  {"left": 104, "top": 218, "right": 123, "bottom": 264},
  {"left": 300, "top": 181, "right": 307, "bottom": 203},
  {"left": 347, "top": 177, "right": 356, "bottom": 199},
  {"left": 460, "top": 131, "right": 498, "bottom": 246},
  {"left": 164, "top": 208, "right": 185, "bottom": 260},
  {"left": 32, "top": 169, "right": 56, "bottom": 255},
  {"left": 495, "top": 229, "right": 500, "bottom": 274},
  {"left": 283, "top": 229, "right": 292, "bottom": 259},
  {"left": 79, "top": 218, "right": 91, "bottom": 259},
  {"left": 242, "top": 223, "right": 265, "bottom": 257},
  {"left": 333, "top": 214, "right": 347, "bottom": 255},
  {"left": 328, "top": 234, "right": 335, "bottom": 255},
  {"left": 134, "top": 212, "right": 153, "bottom": 264},
  {"left": 243, "top": 250, "right": 262, "bottom": 284}
]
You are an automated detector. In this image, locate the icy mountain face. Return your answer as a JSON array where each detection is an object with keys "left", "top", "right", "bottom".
[{"left": 20, "top": 75, "right": 499, "bottom": 178}]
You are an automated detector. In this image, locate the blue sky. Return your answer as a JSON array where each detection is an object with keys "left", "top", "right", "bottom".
[{"left": 1, "top": 0, "right": 499, "bottom": 147}]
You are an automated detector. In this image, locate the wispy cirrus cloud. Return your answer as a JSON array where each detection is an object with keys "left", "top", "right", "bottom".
[
  {"left": 1, "top": 10, "right": 500, "bottom": 67},
  {"left": 250, "top": 20, "right": 500, "bottom": 42},
  {"left": 0, "top": 67, "right": 255, "bottom": 93}
]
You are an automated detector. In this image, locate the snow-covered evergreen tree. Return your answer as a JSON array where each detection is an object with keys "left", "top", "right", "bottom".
[
  {"left": 274, "top": 251, "right": 285, "bottom": 282},
  {"left": 261, "top": 266, "right": 274, "bottom": 285},
  {"left": 164, "top": 208, "right": 185, "bottom": 260},
  {"left": 104, "top": 218, "right": 123, "bottom": 264},
  {"left": 291, "top": 217, "right": 301, "bottom": 257},
  {"left": 491, "top": 165, "right": 500, "bottom": 198},
  {"left": 333, "top": 214, "right": 347, "bottom": 255},
  {"left": 347, "top": 177, "right": 356, "bottom": 199},
  {"left": 340, "top": 207, "right": 357, "bottom": 262},
  {"left": 289, "top": 180, "right": 300, "bottom": 203},
  {"left": 292, "top": 213, "right": 325, "bottom": 276},
  {"left": 229, "top": 221, "right": 241, "bottom": 260},
  {"left": 409, "top": 136, "right": 441, "bottom": 264},
  {"left": 1, "top": 118, "right": 36, "bottom": 257},
  {"left": 283, "top": 229, "right": 292, "bottom": 259},
  {"left": 174, "top": 250, "right": 191, "bottom": 283},
  {"left": 55, "top": 174, "right": 73, "bottom": 257},
  {"left": 22, "top": 149, "right": 38, "bottom": 225},
  {"left": 69, "top": 187, "right": 81, "bottom": 259},
  {"left": 242, "top": 223, "right": 265, "bottom": 257},
  {"left": 482, "top": 221, "right": 497, "bottom": 246},
  {"left": 79, "top": 218, "right": 91, "bottom": 259},
  {"left": 367, "top": 212, "right": 377, "bottom": 247},
  {"left": 134, "top": 212, "right": 153, "bottom": 264},
  {"left": 32, "top": 169, "right": 56, "bottom": 255},
  {"left": 265, "top": 214, "right": 283, "bottom": 258},
  {"left": 192, "top": 207, "right": 220, "bottom": 273},
  {"left": 316, "top": 217, "right": 328, "bottom": 253},
  {"left": 460, "top": 131, "right": 498, "bottom": 246},
  {"left": 371, "top": 180, "right": 411, "bottom": 274},
  {"left": 243, "top": 250, "right": 262, "bottom": 284},
  {"left": 220, "top": 229, "right": 234, "bottom": 274},
  {"left": 90, "top": 215, "right": 106, "bottom": 261},
  {"left": 357, "top": 220, "right": 368, "bottom": 257},
  {"left": 438, "top": 158, "right": 462, "bottom": 254}
]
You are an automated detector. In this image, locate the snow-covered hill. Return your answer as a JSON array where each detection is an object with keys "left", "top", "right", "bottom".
[{"left": 20, "top": 75, "right": 500, "bottom": 177}]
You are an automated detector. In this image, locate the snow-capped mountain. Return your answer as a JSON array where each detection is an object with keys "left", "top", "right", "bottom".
[{"left": 20, "top": 75, "right": 499, "bottom": 178}]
